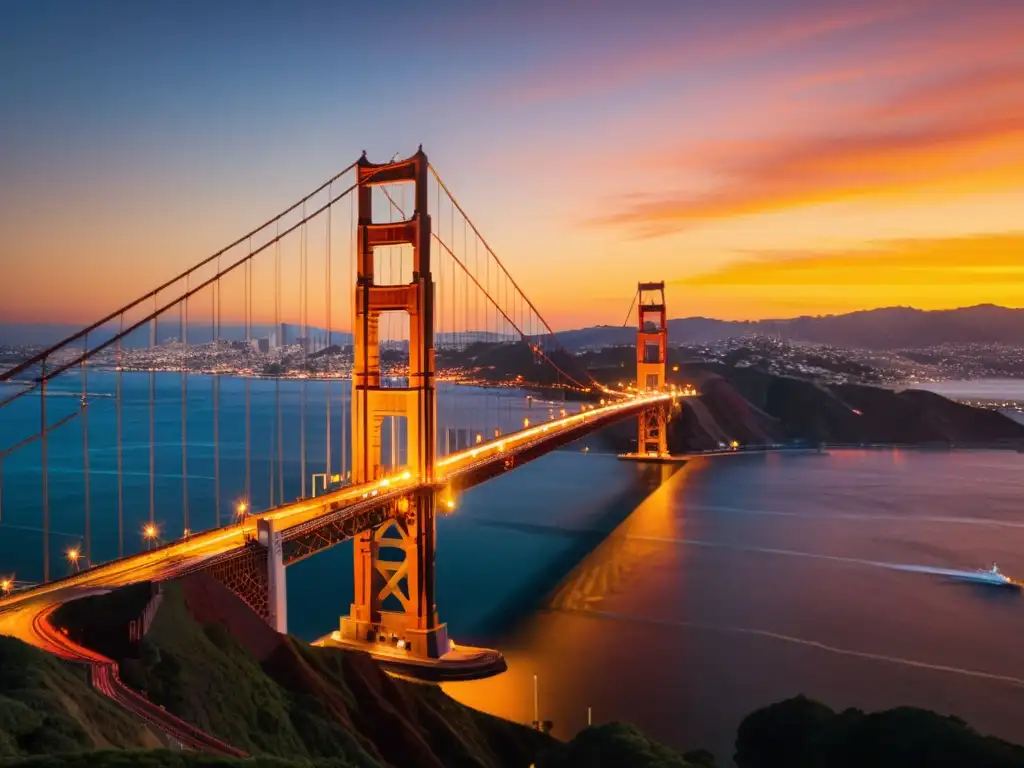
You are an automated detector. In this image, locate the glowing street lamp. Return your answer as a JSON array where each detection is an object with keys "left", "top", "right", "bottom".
[
  {"left": 236, "top": 500, "right": 249, "bottom": 518},
  {"left": 66, "top": 547, "right": 81, "bottom": 572},
  {"left": 0, "top": 578, "right": 11, "bottom": 596},
  {"left": 143, "top": 523, "right": 158, "bottom": 550}
]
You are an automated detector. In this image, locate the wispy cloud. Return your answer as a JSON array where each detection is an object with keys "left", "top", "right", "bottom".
[{"left": 502, "top": 2, "right": 923, "bottom": 104}]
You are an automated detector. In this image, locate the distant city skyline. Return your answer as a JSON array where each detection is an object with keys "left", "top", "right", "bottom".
[{"left": 2, "top": 0, "right": 1023, "bottom": 326}]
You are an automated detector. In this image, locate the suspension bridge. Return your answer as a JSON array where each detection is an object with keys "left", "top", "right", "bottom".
[{"left": 0, "top": 147, "right": 683, "bottom": 678}]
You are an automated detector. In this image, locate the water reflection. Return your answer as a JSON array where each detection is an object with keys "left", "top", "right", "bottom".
[
  {"left": 443, "top": 460, "right": 694, "bottom": 738},
  {"left": 444, "top": 450, "right": 1024, "bottom": 765}
]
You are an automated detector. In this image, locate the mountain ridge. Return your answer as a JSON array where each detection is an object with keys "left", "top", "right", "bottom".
[{"left": 555, "top": 304, "right": 1024, "bottom": 350}]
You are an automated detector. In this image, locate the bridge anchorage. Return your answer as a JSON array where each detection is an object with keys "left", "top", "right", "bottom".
[{"left": 619, "top": 282, "right": 685, "bottom": 463}]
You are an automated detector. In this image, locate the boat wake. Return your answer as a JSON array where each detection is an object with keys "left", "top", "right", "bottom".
[{"left": 627, "top": 536, "right": 1020, "bottom": 587}]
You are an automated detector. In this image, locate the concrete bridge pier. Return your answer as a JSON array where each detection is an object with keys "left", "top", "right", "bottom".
[{"left": 257, "top": 518, "right": 287, "bottom": 634}]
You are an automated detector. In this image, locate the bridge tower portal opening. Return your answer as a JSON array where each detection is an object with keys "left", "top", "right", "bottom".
[
  {"left": 338, "top": 148, "right": 450, "bottom": 659},
  {"left": 636, "top": 282, "right": 668, "bottom": 456}
]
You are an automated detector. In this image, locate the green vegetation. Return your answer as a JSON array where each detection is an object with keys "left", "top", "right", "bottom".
[
  {"left": 122, "top": 583, "right": 375, "bottom": 765},
  {"left": 0, "top": 635, "right": 158, "bottom": 757},
  {"left": 124, "top": 580, "right": 547, "bottom": 767},
  {"left": 735, "top": 695, "right": 1024, "bottom": 768}
]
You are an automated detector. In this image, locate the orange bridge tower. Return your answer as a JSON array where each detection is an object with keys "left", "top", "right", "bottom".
[
  {"left": 338, "top": 148, "right": 447, "bottom": 659},
  {"left": 636, "top": 282, "right": 669, "bottom": 456}
]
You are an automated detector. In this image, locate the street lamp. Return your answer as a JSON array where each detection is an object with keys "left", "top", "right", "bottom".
[
  {"left": 236, "top": 500, "right": 248, "bottom": 518},
  {"left": 66, "top": 547, "right": 81, "bottom": 572},
  {"left": 143, "top": 523, "right": 158, "bottom": 549},
  {"left": 0, "top": 578, "right": 11, "bottom": 596}
]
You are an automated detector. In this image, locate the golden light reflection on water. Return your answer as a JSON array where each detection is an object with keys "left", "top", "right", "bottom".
[{"left": 442, "top": 460, "right": 697, "bottom": 732}]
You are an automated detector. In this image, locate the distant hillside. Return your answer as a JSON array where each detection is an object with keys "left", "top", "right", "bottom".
[{"left": 555, "top": 305, "right": 1024, "bottom": 351}]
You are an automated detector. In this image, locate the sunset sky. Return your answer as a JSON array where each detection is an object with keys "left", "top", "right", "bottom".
[{"left": 1, "top": 0, "right": 1023, "bottom": 329}]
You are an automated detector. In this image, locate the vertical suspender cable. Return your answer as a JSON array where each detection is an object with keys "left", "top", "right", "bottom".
[
  {"left": 343, "top": 189, "right": 351, "bottom": 482},
  {"left": 435, "top": 178, "right": 443, "bottom": 456},
  {"left": 269, "top": 426, "right": 275, "bottom": 504},
  {"left": 454, "top": 196, "right": 458, "bottom": 356},
  {"left": 81, "top": 332, "right": 91, "bottom": 562},
  {"left": 213, "top": 259, "right": 221, "bottom": 526},
  {"left": 149, "top": 294, "right": 156, "bottom": 528},
  {"left": 326, "top": 185, "right": 332, "bottom": 479},
  {"left": 116, "top": 314, "right": 123, "bottom": 556},
  {"left": 276, "top": 222, "right": 283, "bottom": 499},
  {"left": 181, "top": 281, "right": 189, "bottom": 534},
  {"left": 40, "top": 357, "right": 49, "bottom": 582},
  {"left": 245, "top": 260, "right": 251, "bottom": 509},
  {"left": 301, "top": 204, "right": 307, "bottom": 498},
  {"left": 463, "top": 218, "right": 468, "bottom": 354}
]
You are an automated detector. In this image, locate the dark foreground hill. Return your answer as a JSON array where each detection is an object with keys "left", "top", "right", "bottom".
[{"left": 734, "top": 695, "right": 1024, "bottom": 768}]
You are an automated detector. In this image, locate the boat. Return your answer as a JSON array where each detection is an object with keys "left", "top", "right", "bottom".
[{"left": 965, "top": 563, "right": 1020, "bottom": 589}]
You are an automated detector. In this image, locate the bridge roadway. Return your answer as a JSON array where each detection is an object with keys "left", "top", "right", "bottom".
[{"left": 0, "top": 392, "right": 671, "bottom": 654}]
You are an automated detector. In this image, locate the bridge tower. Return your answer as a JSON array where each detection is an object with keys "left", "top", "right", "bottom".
[
  {"left": 338, "top": 148, "right": 449, "bottom": 659},
  {"left": 636, "top": 282, "right": 668, "bottom": 456}
]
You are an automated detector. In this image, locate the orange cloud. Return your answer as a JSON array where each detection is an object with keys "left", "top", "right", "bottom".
[
  {"left": 676, "top": 232, "right": 1024, "bottom": 287},
  {"left": 602, "top": 65, "right": 1024, "bottom": 237}
]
